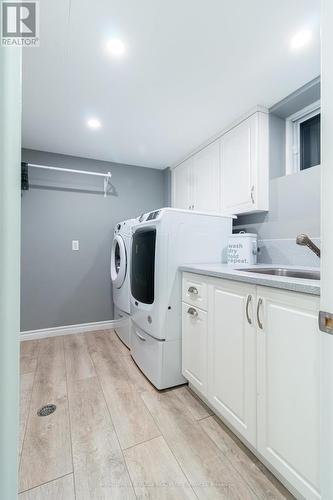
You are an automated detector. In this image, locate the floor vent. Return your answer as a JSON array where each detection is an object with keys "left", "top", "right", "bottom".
[{"left": 37, "top": 404, "right": 56, "bottom": 417}]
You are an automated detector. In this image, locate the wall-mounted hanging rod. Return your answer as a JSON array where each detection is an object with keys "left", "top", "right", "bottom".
[{"left": 25, "top": 163, "right": 112, "bottom": 197}]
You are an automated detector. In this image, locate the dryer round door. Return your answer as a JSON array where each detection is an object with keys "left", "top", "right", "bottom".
[{"left": 110, "top": 234, "right": 127, "bottom": 288}]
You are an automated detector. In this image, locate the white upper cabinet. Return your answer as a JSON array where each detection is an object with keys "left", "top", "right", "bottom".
[
  {"left": 171, "top": 108, "right": 269, "bottom": 215},
  {"left": 192, "top": 141, "right": 220, "bottom": 213},
  {"left": 172, "top": 157, "right": 192, "bottom": 210},
  {"left": 172, "top": 140, "right": 220, "bottom": 213},
  {"left": 220, "top": 111, "right": 268, "bottom": 214},
  {"left": 220, "top": 118, "right": 254, "bottom": 212}
]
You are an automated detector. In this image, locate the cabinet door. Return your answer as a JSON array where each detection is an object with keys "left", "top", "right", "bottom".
[
  {"left": 220, "top": 112, "right": 269, "bottom": 215},
  {"left": 257, "top": 287, "right": 320, "bottom": 500},
  {"left": 192, "top": 141, "right": 220, "bottom": 213},
  {"left": 182, "top": 302, "right": 208, "bottom": 394},
  {"left": 208, "top": 279, "right": 257, "bottom": 445},
  {"left": 172, "top": 158, "right": 192, "bottom": 210},
  {"left": 220, "top": 114, "right": 257, "bottom": 214}
]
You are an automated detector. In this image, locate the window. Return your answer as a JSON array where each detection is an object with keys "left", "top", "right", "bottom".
[
  {"left": 300, "top": 114, "right": 320, "bottom": 170},
  {"left": 286, "top": 100, "right": 321, "bottom": 174}
]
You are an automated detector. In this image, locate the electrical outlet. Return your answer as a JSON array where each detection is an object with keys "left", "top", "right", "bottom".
[{"left": 72, "top": 240, "right": 79, "bottom": 251}]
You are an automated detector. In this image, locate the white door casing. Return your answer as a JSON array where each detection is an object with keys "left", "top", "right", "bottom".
[
  {"left": 320, "top": 2, "right": 333, "bottom": 497},
  {"left": 0, "top": 45, "right": 21, "bottom": 499}
]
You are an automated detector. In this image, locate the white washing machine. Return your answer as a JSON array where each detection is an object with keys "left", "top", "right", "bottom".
[
  {"left": 111, "top": 218, "right": 136, "bottom": 347},
  {"left": 130, "top": 208, "right": 233, "bottom": 389}
]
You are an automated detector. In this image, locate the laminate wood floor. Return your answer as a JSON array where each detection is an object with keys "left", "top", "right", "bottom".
[{"left": 19, "top": 330, "right": 294, "bottom": 500}]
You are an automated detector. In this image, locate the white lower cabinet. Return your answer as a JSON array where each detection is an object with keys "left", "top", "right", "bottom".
[
  {"left": 181, "top": 272, "right": 321, "bottom": 499},
  {"left": 208, "top": 279, "right": 257, "bottom": 446},
  {"left": 256, "top": 286, "right": 321, "bottom": 500},
  {"left": 182, "top": 302, "right": 208, "bottom": 394}
]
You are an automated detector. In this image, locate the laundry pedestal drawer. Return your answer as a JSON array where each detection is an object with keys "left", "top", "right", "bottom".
[
  {"left": 114, "top": 306, "right": 131, "bottom": 349},
  {"left": 130, "top": 322, "right": 186, "bottom": 390}
]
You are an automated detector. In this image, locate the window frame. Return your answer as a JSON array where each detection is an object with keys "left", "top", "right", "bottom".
[{"left": 285, "top": 100, "right": 321, "bottom": 175}]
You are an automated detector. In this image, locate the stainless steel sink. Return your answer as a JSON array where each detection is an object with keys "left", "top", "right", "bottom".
[{"left": 236, "top": 267, "right": 320, "bottom": 280}]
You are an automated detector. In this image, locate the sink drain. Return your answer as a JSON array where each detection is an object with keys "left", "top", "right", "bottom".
[{"left": 37, "top": 404, "right": 56, "bottom": 417}]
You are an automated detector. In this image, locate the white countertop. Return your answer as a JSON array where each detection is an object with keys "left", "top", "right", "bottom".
[{"left": 180, "top": 263, "right": 320, "bottom": 295}]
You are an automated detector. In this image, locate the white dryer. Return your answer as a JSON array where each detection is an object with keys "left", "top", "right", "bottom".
[
  {"left": 130, "top": 208, "right": 233, "bottom": 389},
  {"left": 111, "top": 218, "right": 136, "bottom": 347}
]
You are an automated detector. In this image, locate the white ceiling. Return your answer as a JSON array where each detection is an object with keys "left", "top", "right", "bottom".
[{"left": 22, "top": 0, "right": 320, "bottom": 169}]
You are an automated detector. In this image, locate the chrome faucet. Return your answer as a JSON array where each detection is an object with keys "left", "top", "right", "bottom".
[{"left": 296, "top": 234, "right": 321, "bottom": 258}]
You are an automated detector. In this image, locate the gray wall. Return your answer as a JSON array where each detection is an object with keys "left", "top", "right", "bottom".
[
  {"left": 268, "top": 77, "right": 320, "bottom": 180},
  {"left": 163, "top": 167, "right": 172, "bottom": 206},
  {"left": 234, "top": 165, "right": 321, "bottom": 267},
  {"left": 234, "top": 165, "right": 321, "bottom": 239},
  {"left": 21, "top": 149, "right": 167, "bottom": 331},
  {"left": 269, "top": 113, "right": 286, "bottom": 179}
]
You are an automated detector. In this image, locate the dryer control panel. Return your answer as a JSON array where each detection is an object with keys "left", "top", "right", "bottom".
[{"left": 146, "top": 210, "right": 160, "bottom": 221}]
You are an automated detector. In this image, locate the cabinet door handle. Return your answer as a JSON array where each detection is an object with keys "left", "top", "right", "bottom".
[
  {"left": 251, "top": 185, "right": 255, "bottom": 204},
  {"left": 246, "top": 295, "right": 252, "bottom": 325},
  {"left": 187, "top": 307, "right": 198, "bottom": 318},
  {"left": 188, "top": 286, "right": 198, "bottom": 295},
  {"left": 257, "top": 298, "right": 263, "bottom": 330},
  {"left": 135, "top": 330, "right": 146, "bottom": 341}
]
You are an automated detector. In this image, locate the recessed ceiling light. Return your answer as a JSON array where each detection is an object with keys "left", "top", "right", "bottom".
[
  {"left": 87, "top": 118, "right": 102, "bottom": 129},
  {"left": 290, "top": 29, "right": 312, "bottom": 50},
  {"left": 106, "top": 38, "right": 126, "bottom": 57}
]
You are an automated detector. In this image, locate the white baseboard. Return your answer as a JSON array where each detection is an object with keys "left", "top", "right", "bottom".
[{"left": 20, "top": 319, "right": 128, "bottom": 341}]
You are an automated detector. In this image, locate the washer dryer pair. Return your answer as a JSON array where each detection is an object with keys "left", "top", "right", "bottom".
[
  {"left": 130, "top": 208, "right": 233, "bottom": 389},
  {"left": 110, "top": 218, "right": 136, "bottom": 347}
]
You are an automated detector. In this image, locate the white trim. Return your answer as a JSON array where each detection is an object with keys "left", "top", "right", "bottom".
[
  {"left": 20, "top": 319, "right": 127, "bottom": 341},
  {"left": 321, "top": 3, "right": 333, "bottom": 497},
  {"left": 285, "top": 100, "right": 321, "bottom": 175},
  {"left": 269, "top": 77, "right": 320, "bottom": 116},
  {"left": 285, "top": 100, "right": 320, "bottom": 123}
]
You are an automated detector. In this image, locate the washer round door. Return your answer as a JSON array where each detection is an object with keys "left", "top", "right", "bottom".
[{"left": 110, "top": 234, "right": 127, "bottom": 288}]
